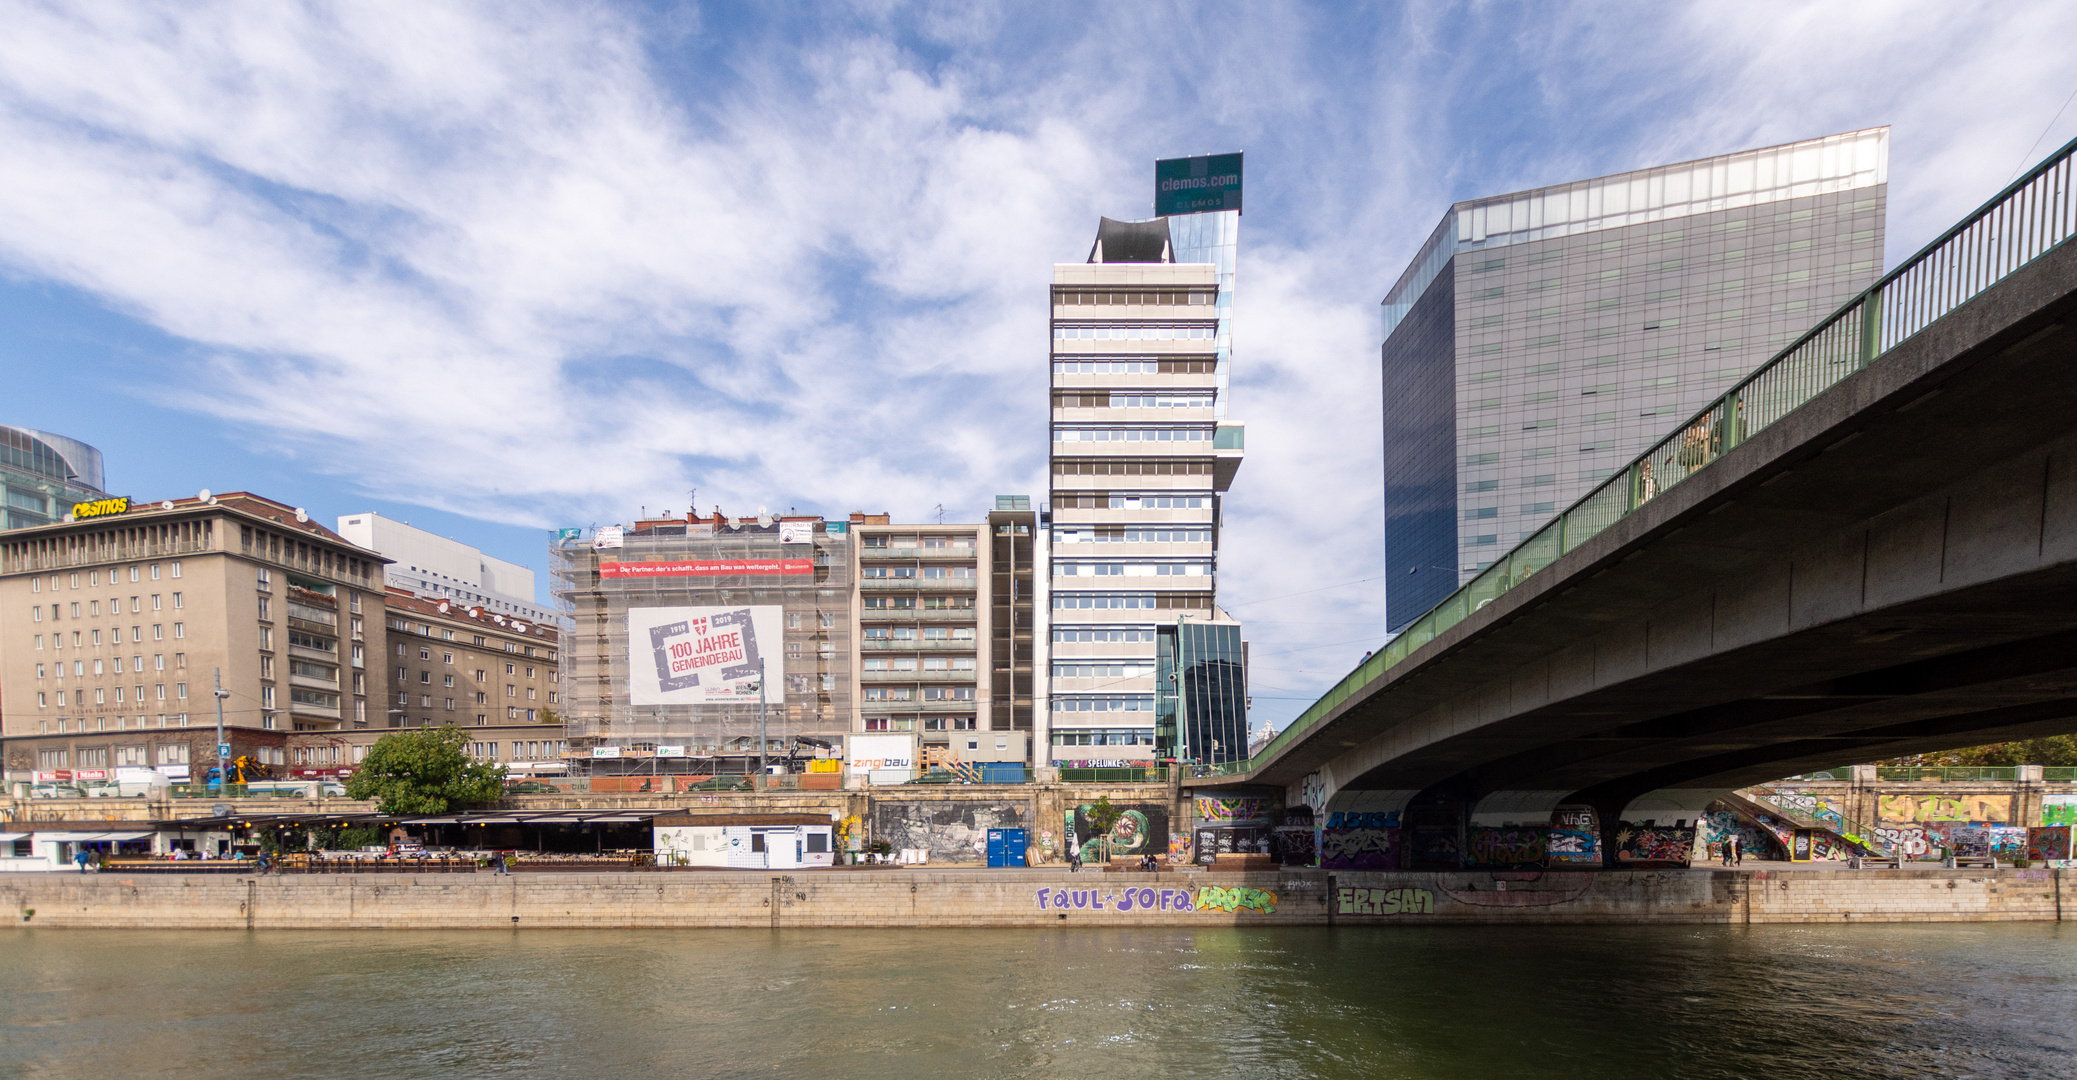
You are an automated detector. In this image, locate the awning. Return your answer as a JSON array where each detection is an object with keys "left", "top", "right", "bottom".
[
  {"left": 97, "top": 831, "right": 154, "bottom": 841},
  {"left": 0, "top": 832, "right": 25, "bottom": 842},
  {"left": 25, "top": 832, "right": 105, "bottom": 841}
]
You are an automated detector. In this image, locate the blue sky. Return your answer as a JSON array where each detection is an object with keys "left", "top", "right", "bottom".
[{"left": 3, "top": 1, "right": 2074, "bottom": 730}]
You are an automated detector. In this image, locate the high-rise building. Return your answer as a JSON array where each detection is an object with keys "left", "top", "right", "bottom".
[
  {"left": 1, "top": 426, "right": 107, "bottom": 531},
  {"left": 337, "top": 511, "right": 554, "bottom": 623},
  {"left": 1048, "top": 154, "right": 1250, "bottom": 766},
  {"left": 1382, "top": 129, "right": 1890, "bottom": 630}
]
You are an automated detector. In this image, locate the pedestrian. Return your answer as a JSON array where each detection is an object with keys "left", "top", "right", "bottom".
[
  {"left": 493, "top": 852, "right": 510, "bottom": 876},
  {"left": 1069, "top": 849, "right": 1083, "bottom": 873},
  {"left": 1732, "top": 835, "right": 1744, "bottom": 866},
  {"left": 73, "top": 847, "right": 92, "bottom": 874}
]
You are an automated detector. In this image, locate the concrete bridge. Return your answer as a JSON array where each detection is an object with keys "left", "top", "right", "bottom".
[{"left": 1194, "top": 143, "right": 2077, "bottom": 867}]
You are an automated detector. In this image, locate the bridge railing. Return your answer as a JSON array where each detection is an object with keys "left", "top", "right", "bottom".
[{"left": 1238, "top": 135, "right": 2077, "bottom": 782}]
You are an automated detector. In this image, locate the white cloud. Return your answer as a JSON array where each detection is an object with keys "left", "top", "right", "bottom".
[{"left": 0, "top": 1, "right": 2070, "bottom": 730}]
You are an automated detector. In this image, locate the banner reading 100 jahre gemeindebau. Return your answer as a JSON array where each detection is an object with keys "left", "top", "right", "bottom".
[{"left": 627, "top": 606, "right": 783, "bottom": 705}]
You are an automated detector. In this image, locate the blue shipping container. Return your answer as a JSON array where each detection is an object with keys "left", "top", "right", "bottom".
[{"left": 986, "top": 828, "right": 1029, "bottom": 868}]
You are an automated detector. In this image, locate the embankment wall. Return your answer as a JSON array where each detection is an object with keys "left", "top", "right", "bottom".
[{"left": 0, "top": 867, "right": 2064, "bottom": 929}]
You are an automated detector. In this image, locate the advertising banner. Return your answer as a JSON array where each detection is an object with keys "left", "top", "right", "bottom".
[
  {"left": 779, "top": 520, "right": 814, "bottom": 544},
  {"left": 591, "top": 746, "right": 622, "bottom": 759},
  {"left": 594, "top": 526, "right": 624, "bottom": 550},
  {"left": 628, "top": 605, "right": 782, "bottom": 705},
  {"left": 34, "top": 770, "right": 73, "bottom": 782},
  {"left": 599, "top": 559, "right": 810, "bottom": 580},
  {"left": 1155, "top": 152, "right": 1243, "bottom": 216},
  {"left": 656, "top": 745, "right": 687, "bottom": 758},
  {"left": 847, "top": 734, "right": 915, "bottom": 775},
  {"left": 555, "top": 528, "right": 582, "bottom": 545}
]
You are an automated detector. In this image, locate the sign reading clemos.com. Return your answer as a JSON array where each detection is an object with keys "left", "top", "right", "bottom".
[
  {"left": 1155, "top": 152, "right": 1242, "bottom": 217},
  {"left": 627, "top": 605, "right": 782, "bottom": 706}
]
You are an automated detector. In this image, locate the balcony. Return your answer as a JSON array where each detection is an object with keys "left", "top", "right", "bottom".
[
  {"left": 860, "top": 609, "right": 980, "bottom": 622},
  {"left": 860, "top": 638, "right": 977, "bottom": 651},
  {"left": 860, "top": 669, "right": 980, "bottom": 683},
  {"left": 859, "top": 548, "right": 980, "bottom": 561},
  {"left": 860, "top": 698, "right": 979, "bottom": 712},
  {"left": 857, "top": 578, "right": 980, "bottom": 590}
]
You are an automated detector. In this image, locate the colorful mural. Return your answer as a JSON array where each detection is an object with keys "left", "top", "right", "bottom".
[
  {"left": 1545, "top": 827, "right": 1602, "bottom": 866},
  {"left": 1464, "top": 826, "right": 1548, "bottom": 868},
  {"left": 2028, "top": 826, "right": 2073, "bottom": 861},
  {"left": 1298, "top": 773, "right": 1328, "bottom": 812},
  {"left": 1875, "top": 822, "right": 1935, "bottom": 859},
  {"left": 1877, "top": 793, "right": 2011, "bottom": 824},
  {"left": 1701, "top": 811, "right": 1781, "bottom": 861},
  {"left": 1613, "top": 823, "right": 1694, "bottom": 866},
  {"left": 1194, "top": 796, "right": 1271, "bottom": 824},
  {"left": 1166, "top": 832, "right": 1193, "bottom": 865},
  {"left": 1319, "top": 827, "right": 1399, "bottom": 871},
  {"left": 2043, "top": 795, "right": 2077, "bottom": 827},
  {"left": 1196, "top": 885, "right": 1279, "bottom": 914},
  {"left": 1065, "top": 803, "right": 1169, "bottom": 864},
  {"left": 1759, "top": 788, "right": 1846, "bottom": 829}
]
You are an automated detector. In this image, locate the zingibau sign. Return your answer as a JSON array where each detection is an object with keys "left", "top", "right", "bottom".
[{"left": 71, "top": 496, "right": 131, "bottom": 520}]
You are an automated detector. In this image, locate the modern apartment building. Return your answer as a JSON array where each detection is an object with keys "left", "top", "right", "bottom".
[
  {"left": 1, "top": 426, "right": 107, "bottom": 531},
  {"left": 1382, "top": 128, "right": 1891, "bottom": 630},
  {"left": 0, "top": 492, "right": 392, "bottom": 782},
  {"left": 549, "top": 511, "right": 856, "bottom": 779},
  {"left": 1048, "top": 155, "right": 1250, "bottom": 766},
  {"left": 851, "top": 505, "right": 1032, "bottom": 767},
  {"left": 337, "top": 511, "right": 555, "bottom": 623}
]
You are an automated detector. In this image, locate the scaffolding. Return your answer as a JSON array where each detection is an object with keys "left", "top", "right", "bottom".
[{"left": 550, "top": 517, "right": 853, "bottom": 774}]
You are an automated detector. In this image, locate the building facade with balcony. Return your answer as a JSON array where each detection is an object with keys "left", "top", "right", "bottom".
[{"left": 0, "top": 492, "right": 392, "bottom": 784}]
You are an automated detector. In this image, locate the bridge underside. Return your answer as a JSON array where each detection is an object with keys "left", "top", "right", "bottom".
[{"left": 1220, "top": 238, "right": 2077, "bottom": 865}]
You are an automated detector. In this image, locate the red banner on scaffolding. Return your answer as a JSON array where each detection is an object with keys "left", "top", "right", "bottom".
[{"left": 599, "top": 559, "right": 811, "bottom": 579}]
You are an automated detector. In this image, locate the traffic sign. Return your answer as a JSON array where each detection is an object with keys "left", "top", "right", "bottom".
[{"left": 217, "top": 744, "right": 231, "bottom": 757}]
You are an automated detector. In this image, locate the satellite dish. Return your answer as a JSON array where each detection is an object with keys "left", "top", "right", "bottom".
[
  {"left": 198, "top": 489, "right": 211, "bottom": 502},
  {"left": 757, "top": 506, "right": 773, "bottom": 528},
  {"left": 160, "top": 501, "right": 174, "bottom": 511},
  {"left": 728, "top": 517, "right": 742, "bottom": 530},
  {"left": 295, "top": 508, "right": 309, "bottom": 523}
]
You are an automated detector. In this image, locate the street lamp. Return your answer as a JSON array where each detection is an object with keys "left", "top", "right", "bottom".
[{"left": 212, "top": 668, "right": 231, "bottom": 792}]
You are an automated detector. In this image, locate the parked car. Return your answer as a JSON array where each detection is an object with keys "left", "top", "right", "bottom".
[{"left": 30, "top": 784, "right": 83, "bottom": 799}]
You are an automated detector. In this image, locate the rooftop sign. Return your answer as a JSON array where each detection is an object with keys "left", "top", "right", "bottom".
[
  {"left": 1156, "top": 152, "right": 1243, "bottom": 216},
  {"left": 71, "top": 496, "right": 131, "bottom": 520}
]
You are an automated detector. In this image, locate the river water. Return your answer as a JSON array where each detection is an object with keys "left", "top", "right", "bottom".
[{"left": 3, "top": 924, "right": 2074, "bottom": 1079}]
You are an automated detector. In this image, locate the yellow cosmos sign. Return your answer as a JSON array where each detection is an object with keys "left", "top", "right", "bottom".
[{"left": 71, "top": 496, "right": 132, "bottom": 520}]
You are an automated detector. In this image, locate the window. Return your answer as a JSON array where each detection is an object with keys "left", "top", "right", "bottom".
[
  {"left": 158, "top": 744, "right": 189, "bottom": 764},
  {"left": 506, "top": 685, "right": 516, "bottom": 698},
  {"left": 170, "top": 562, "right": 181, "bottom": 578},
  {"left": 419, "top": 647, "right": 431, "bottom": 661},
  {"left": 505, "top": 663, "right": 516, "bottom": 675},
  {"left": 152, "top": 624, "right": 163, "bottom": 640},
  {"left": 420, "top": 671, "right": 431, "bottom": 684},
  {"left": 474, "top": 670, "right": 486, "bottom": 683},
  {"left": 257, "top": 567, "right": 271, "bottom": 591},
  {"left": 172, "top": 592, "right": 183, "bottom": 609},
  {"left": 257, "top": 596, "right": 271, "bottom": 620},
  {"left": 115, "top": 745, "right": 148, "bottom": 767},
  {"left": 37, "top": 749, "right": 66, "bottom": 769},
  {"left": 174, "top": 623, "right": 185, "bottom": 639}
]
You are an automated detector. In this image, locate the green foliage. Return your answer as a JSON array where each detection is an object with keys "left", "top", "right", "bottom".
[
  {"left": 537, "top": 707, "right": 562, "bottom": 727},
  {"left": 344, "top": 725, "right": 506, "bottom": 815},
  {"left": 1086, "top": 795, "right": 1123, "bottom": 837},
  {"left": 1876, "top": 736, "right": 2077, "bottom": 767}
]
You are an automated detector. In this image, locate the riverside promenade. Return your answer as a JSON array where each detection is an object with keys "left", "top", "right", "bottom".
[{"left": 3, "top": 865, "right": 2065, "bottom": 930}]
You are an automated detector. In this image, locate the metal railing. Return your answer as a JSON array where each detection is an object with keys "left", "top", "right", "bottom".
[
  {"left": 1874, "top": 766, "right": 2022, "bottom": 782},
  {"left": 1232, "top": 135, "right": 2077, "bottom": 783},
  {"left": 1776, "top": 768, "right": 1854, "bottom": 782},
  {"left": 1057, "top": 766, "right": 1169, "bottom": 784},
  {"left": 2045, "top": 767, "right": 2077, "bottom": 782}
]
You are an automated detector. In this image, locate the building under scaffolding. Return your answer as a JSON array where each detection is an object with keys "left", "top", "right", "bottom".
[{"left": 550, "top": 514, "right": 853, "bottom": 777}]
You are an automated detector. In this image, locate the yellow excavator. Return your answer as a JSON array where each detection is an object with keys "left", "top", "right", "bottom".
[{"left": 205, "top": 755, "right": 273, "bottom": 789}]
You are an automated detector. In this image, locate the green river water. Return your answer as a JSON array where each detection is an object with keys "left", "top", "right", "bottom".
[{"left": 2, "top": 924, "right": 2073, "bottom": 1078}]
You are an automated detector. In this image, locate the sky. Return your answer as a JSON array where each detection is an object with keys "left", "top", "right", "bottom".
[{"left": 2, "top": 1, "right": 2074, "bottom": 732}]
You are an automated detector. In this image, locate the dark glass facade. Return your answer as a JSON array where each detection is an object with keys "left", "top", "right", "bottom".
[
  {"left": 1157, "top": 621, "right": 1247, "bottom": 764},
  {"left": 1381, "top": 259, "right": 1459, "bottom": 631}
]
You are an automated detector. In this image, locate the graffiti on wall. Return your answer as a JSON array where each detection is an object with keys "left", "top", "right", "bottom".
[
  {"left": 1195, "top": 826, "right": 1270, "bottom": 865},
  {"left": 1166, "top": 833, "right": 1193, "bottom": 865},
  {"left": 1320, "top": 827, "right": 1399, "bottom": 871},
  {"left": 1298, "top": 773, "right": 1328, "bottom": 812},
  {"left": 2029, "top": 826, "right": 2073, "bottom": 861},
  {"left": 1065, "top": 803, "right": 1169, "bottom": 864},
  {"left": 1875, "top": 822, "right": 1934, "bottom": 859},
  {"left": 1878, "top": 793, "right": 2011, "bottom": 824},
  {"left": 2043, "top": 796, "right": 2077, "bottom": 827},
  {"left": 871, "top": 802, "right": 1024, "bottom": 864},
  {"left": 1546, "top": 827, "right": 1602, "bottom": 865},
  {"left": 1613, "top": 823, "right": 1694, "bottom": 866},
  {"left": 1274, "top": 825, "right": 1317, "bottom": 866},
  {"left": 1464, "top": 826, "right": 1547, "bottom": 868},
  {"left": 1324, "top": 811, "right": 1398, "bottom": 828},
  {"left": 1406, "top": 824, "right": 1462, "bottom": 868},
  {"left": 1701, "top": 811, "right": 1781, "bottom": 861},
  {"left": 1035, "top": 885, "right": 1276, "bottom": 914},
  {"left": 1336, "top": 887, "right": 1433, "bottom": 916},
  {"left": 1763, "top": 789, "right": 1846, "bottom": 829},
  {"left": 1194, "top": 796, "right": 1271, "bottom": 824}
]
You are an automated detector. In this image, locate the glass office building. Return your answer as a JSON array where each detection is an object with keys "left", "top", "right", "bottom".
[
  {"left": 1156, "top": 620, "right": 1247, "bottom": 764},
  {"left": 0, "top": 426, "right": 107, "bottom": 530},
  {"left": 1382, "top": 128, "right": 1889, "bottom": 630}
]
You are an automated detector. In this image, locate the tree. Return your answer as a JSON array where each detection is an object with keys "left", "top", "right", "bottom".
[
  {"left": 345, "top": 725, "right": 506, "bottom": 815},
  {"left": 1877, "top": 736, "right": 2077, "bottom": 768},
  {"left": 538, "top": 707, "right": 562, "bottom": 727}
]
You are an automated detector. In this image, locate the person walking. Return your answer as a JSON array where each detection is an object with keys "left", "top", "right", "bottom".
[
  {"left": 1732, "top": 835, "right": 1744, "bottom": 866},
  {"left": 493, "top": 852, "right": 510, "bottom": 876},
  {"left": 73, "top": 847, "right": 92, "bottom": 874}
]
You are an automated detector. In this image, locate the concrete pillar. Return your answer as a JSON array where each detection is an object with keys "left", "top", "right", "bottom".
[{"left": 2019, "top": 765, "right": 2045, "bottom": 829}]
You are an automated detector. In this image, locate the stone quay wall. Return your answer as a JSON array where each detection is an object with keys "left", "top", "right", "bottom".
[{"left": 0, "top": 866, "right": 2064, "bottom": 930}]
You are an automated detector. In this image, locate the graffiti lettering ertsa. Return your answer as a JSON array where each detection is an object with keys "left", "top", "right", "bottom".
[{"left": 1336, "top": 887, "right": 1434, "bottom": 916}]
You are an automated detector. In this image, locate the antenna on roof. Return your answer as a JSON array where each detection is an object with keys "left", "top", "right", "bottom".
[{"left": 934, "top": 503, "right": 946, "bottom": 524}]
